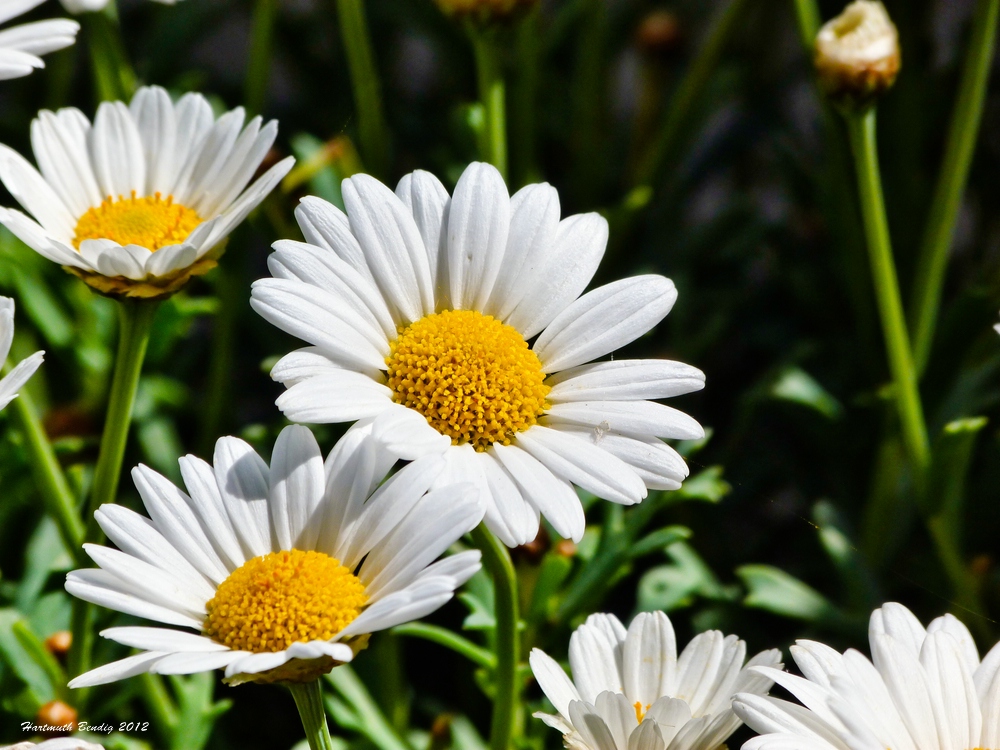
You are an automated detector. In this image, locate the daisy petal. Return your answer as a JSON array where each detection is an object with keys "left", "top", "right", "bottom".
[{"left": 68, "top": 651, "right": 168, "bottom": 689}]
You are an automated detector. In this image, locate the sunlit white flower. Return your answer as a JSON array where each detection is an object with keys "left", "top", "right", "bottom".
[
  {"left": 0, "top": 85, "right": 293, "bottom": 299},
  {"left": 0, "top": 0, "right": 78, "bottom": 80},
  {"left": 733, "top": 602, "right": 1000, "bottom": 750},
  {"left": 530, "top": 612, "right": 782, "bottom": 750},
  {"left": 0, "top": 295, "right": 44, "bottom": 410},
  {"left": 2, "top": 740, "right": 104, "bottom": 750},
  {"left": 66, "top": 425, "right": 483, "bottom": 687},
  {"left": 251, "top": 162, "right": 704, "bottom": 548}
]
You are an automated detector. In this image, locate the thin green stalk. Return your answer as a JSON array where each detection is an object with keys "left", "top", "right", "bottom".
[
  {"left": 4, "top": 374, "right": 85, "bottom": 564},
  {"left": 291, "top": 680, "right": 337, "bottom": 750},
  {"left": 139, "top": 672, "right": 180, "bottom": 747},
  {"left": 333, "top": 0, "right": 390, "bottom": 177},
  {"left": 791, "top": 0, "right": 821, "bottom": 48},
  {"left": 470, "top": 28, "right": 508, "bottom": 180},
  {"left": 511, "top": 9, "right": 540, "bottom": 185},
  {"left": 83, "top": 2, "right": 138, "bottom": 103},
  {"left": 84, "top": 299, "right": 160, "bottom": 542},
  {"left": 908, "top": 0, "right": 1000, "bottom": 373},
  {"left": 471, "top": 524, "right": 519, "bottom": 750},
  {"left": 391, "top": 622, "right": 495, "bottom": 669},
  {"left": 636, "top": 0, "right": 749, "bottom": 187},
  {"left": 198, "top": 258, "right": 241, "bottom": 456},
  {"left": 845, "top": 110, "right": 930, "bottom": 476},
  {"left": 245, "top": 0, "right": 279, "bottom": 117}
]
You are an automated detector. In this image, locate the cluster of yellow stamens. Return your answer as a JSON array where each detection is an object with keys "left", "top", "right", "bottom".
[
  {"left": 202, "top": 550, "right": 367, "bottom": 653},
  {"left": 633, "top": 701, "right": 650, "bottom": 722},
  {"left": 72, "top": 192, "right": 202, "bottom": 252},
  {"left": 385, "top": 309, "right": 550, "bottom": 451}
]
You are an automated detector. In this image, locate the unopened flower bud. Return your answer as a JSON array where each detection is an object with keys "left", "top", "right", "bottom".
[
  {"left": 814, "top": 0, "right": 900, "bottom": 111},
  {"left": 44, "top": 631, "right": 72, "bottom": 662},
  {"left": 432, "top": 0, "right": 537, "bottom": 27},
  {"left": 35, "top": 700, "right": 77, "bottom": 734},
  {"left": 636, "top": 10, "right": 683, "bottom": 59}
]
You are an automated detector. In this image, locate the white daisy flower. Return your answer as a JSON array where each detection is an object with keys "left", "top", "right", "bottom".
[
  {"left": 3, "top": 740, "right": 104, "bottom": 750},
  {"left": 0, "top": 85, "right": 294, "bottom": 299},
  {"left": 65, "top": 424, "right": 483, "bottom": 687},
  {"left": 59, "top": 0, "right": 179, "bottom": 15},
  {"left": 1, "top": 295, "right": 44, "bottom": 410},
  {"left": 733, "top": 601, "right": 1000, "bottom": 750},
  {"left": 0, "top": 0, "right": 78, "bottom": 80},
  {"left": 250, "top": 161, "right": 705, "bottom": 548},
  {"left": 530, "top": 612, "right": 783, "bottom": 750}
]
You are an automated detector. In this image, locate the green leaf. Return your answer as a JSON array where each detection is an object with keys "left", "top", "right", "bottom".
[
  {"left": 325, "top": 666, "right": 412, "bottom": 750},
  {"left": 526, "top": 552, "right": 573, "bottom": 623},
  {"left": 769, "top": 366, "right": 843, "bottom": 419},
  {"left": 0, "top": 609, "right": 56, "bottom": 709},
  {"left": 637, "top": 541, "right": 733, "bottom": 612},
  {"left": 736, "top": 564, "right": 837, "bottom": 621},
  {"left": 673, "top": 466, "right": 731, "bottom": 503}
]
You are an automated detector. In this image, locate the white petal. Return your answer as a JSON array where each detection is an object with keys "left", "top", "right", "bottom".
[
  {"left": 622, "top": 611, "right": 677, "bottom": 710},
  {"left": 294, "top": 196, "right": 376, "bottom": 286},
  {"left": 396, "top": 169, "right": 450, "bottom": 308},
  {"left": 343, "top": 173, "right": 434, "bottom": 322},
  {"left": 269, "top": 424, "right": 325, "bottom": 551},
  {"left": 84, "top": 543, "right": 209, "bottom": 614},
  {"left": 870, "top": 603, "right": 927, "bottom": 657},
  {"left": 178, "top": 454, "right": 245, "bottom": 570},
  {"left": 0, "top": 207, "right": 86, "bottom": 268},
  {"left": 488, "top": 182, "right": 560, "bottom": 321},
  {"left": 31, "top": 107, "right": 102, "bottom": 216},
  {"left": 178, "top": 107, "right": 245, "bottom": 209},
  {"left": 534, "top": 276, "right": 678, "bottom": 373},
  {"left": 151, "top": 651, "right": 242, "bottom": 675},
  {"left": 491, "top": 443, "right": 584, "bottom": 542},
  {"left": 505, "top": 212, "right": 608, "bottom": 339},
  {"left": 145, "top": 243, "right": 198, "bottom": 278},
  {"left": 367, "top": 404, "right": 451, "bottom": 460},
  {"left": 595, "top": 690, "right": 640, "bottom": 750},
  {"left": 569, "top": 700, "right": 620, "bottom": 750},
  {"left": 547, "top": 360, "right": 705, "bottom": 402},
  {"left": 0, "top": 143, "right": 74, "bottom": 237},
  {"left": 68, "top": 651, "right": 168, "bottom": 688},
  {"left": 0, "top": 350, "right": 44, "bottom": 410},
  {"left": 223, "top": 650, "right": 291, "bottom": 677},
  {"left": 545, "top": 401, "right": 704, "bottom": 441},
  {"left": 628, "top": 716, "right": 666, "bottom": 750},
  {"left": 101, "top": 626, "right": 228, "bottom": 653},
  {"left": 446, "top": 162, "right": 510, "bottom": 311},
  {"left": 515, "top": 426, "right": 646, "bottom": 505},
  {"left": 336, "top": 577, "right": 460, "bottom": 638},
  {"left": 213, "top": 436, "right": 272, "bottom": 559},
  {"left": 570, "top": 617, "right": 625, "bottom": 703},
  {"left": 275, "top": 372, "right": 394, "bottom": 424},
  {"left": 530, "top": 648, "right": 581, "bottom": 720},
  {"left": 88, "top": 100, "right": 145, "bottom": 199},
  {"left": 558, "top": 427, "right": 688, "bottom": 491},
  {"left": 65, "top": 569, "right": 202, "bottom": 629},
  {"left": 129, "top": 85, "right": 177, "bottom": 196}
]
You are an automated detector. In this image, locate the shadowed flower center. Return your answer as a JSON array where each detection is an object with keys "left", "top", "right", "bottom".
[
  {"left": 73, "top": 192, "right": 202, "bottom": 251},
  {"left": 385, "top": 309, "right": 550, "bottom": 451},
  {"left": 202, "top": 550, "right": 367, "bottom": 653}
]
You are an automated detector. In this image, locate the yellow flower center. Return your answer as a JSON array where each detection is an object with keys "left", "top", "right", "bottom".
[
  {"left": 633, "top": 701, "right": 649, "bottom": 722},
  {"left": 73, "top": 192, "right": 202, "bottom": 251},
  {"left": 202, "top": 550, "right": 367, "bottom": 653},
  {"left": 385, "top": 309, "right": 550, "bottom": 451}
]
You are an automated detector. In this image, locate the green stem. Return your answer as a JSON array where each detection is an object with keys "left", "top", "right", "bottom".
[
  {"left": 84, "top": 299, "right": 159, "bottom": 542},
  {"left": 470, "top": 28, "right": 508, "bottom": 181},
  {"left": 198, "top": 258, "right": 242, "bottom": 456},
  {"left": 845, "top": 110, "right": 930, "bottom": 477},
  {"left": 908, "top": 0, "right": 999, "bottom": 373},
  {"left": 3, "top": 374, "right": 85, "bottom": 564},
  {"left": 244, "top": 0, "right": 279, "bottom": 117},
  {"left": 139, "top": 672, "right": 179, "bottom": 747},
  {"left": 790, "top": 0, "right": 821, "bottom": 48},
  {"left": 290, "top": 680, "right": 337, "bottom": 750},
  {"left": 635, "top": 0, "right": 749, "bottom": 187},
  {"left": 83, "top": 2, "right": 138, "bottom": 103},
  {"left": 391, "top": 622, "right": 496, "bottom": 669},
  {"left": 470, "top": 524, "right": 519, "bottom": 750},
  {"left": 334, "top": 0, "right": 390, "bottom": 178}
]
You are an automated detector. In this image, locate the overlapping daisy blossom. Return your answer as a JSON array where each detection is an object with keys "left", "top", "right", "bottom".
[
  {"left": 2, "top": 740, "right": 104, "bottom": 750},
  {"left": 0, "top": 85, "right": 293, "bottom": 298},
  {"left": 733, "top": 602, "right": 1000, "bottom": 750},
  {"left": 530, "top": 612, "right": 782, "bottom": 750},
  {"left": 0, "top": 0, "right": 78, "bottom": 80},
  {"left": 65, "top": 425, "right": 483, "bottom": 688},
  {"left": 251, "top": 161, "right": 705, "bottom": 548},
  {"left": 0, "top": 296, "right": 44, "bottom": 410}
]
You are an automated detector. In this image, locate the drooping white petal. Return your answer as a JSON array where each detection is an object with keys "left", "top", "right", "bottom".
[
  {"left": 68, "top": 651, "right": 169, "bottom": 689},
  {"left": 491, "top": 443, "right": 584, "bottom": 542}
]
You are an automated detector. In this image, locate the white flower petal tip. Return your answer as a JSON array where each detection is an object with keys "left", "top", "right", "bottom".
[
  {"left": 3, "top": 739, "right": 108, "bottom": 750},
  {"left": 530, "top": 610, "right": 779, "bottom": 750},
  {"left": 0, "top": 85, "right": 291, "bottom": 299},
  {"left": 0, "top": 4, "right": 80, "bottom": 80},
  {"left": 736, "top": 601, "right": 999, "bottom": 750},
  {"left": 254, "top": 163, "right": 702, "bottom": 548},
  {"left": 0, "top": 296, "right": 44, "bottom": 411},
  {"left": 64, "top": 425, "right": 481, "bottom": 688}
]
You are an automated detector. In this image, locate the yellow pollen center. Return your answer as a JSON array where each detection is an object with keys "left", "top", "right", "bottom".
[
  {"left": 73, "top": 192, "right": 202, "bottom": 251},
  {"left": 385, "top": 309, "right": 550, "bottom": 451},
  {"left": 202, "top": 550, "right": 367, "bottom": 653},
  {"left": 634, "top": 701, "right": 649, "bottom": 722}
]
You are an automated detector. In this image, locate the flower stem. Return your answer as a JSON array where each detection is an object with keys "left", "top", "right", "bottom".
[
  {"left": 244, "top": 0, "right": 279, "bottom": 117},
  {"left": 908, "top": 0, "right": 999, "bottom": 373},
  {"left": 3, "top": 375, "right": 85, "bottom": 564},
  {"left": 845, "top": 110, "right": 930, "bottom": 477},
  {"left": 471, "top": 524, "right": 519, "bottom": 750},
  {"left": 470, "top": 28, "right": 508, "bottom": 181},
  {"left": 84, "top": 298, "right": 160, "bottom": 542},
  {"left": 334, "top": 0, "right": 390, "bottom": 178},
  {"left": 83, "top": 1, "right": 138, "bottom": 103},
  {"left": 290, "top": 680, "right": 337, "bottom": 750}
]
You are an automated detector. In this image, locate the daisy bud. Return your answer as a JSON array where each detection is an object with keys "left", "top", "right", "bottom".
[
  {"left": 814, "top": 0, "right": 900, "bottom": 112},
  {"left": 35, "top": 700, "right": 77, "bottom": 734},
  {"left": 432, "top": 0, "right": 538, "bottom": 27},
  {"left": 43, "top": 631, "right": 72, "bottom": 662}
]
